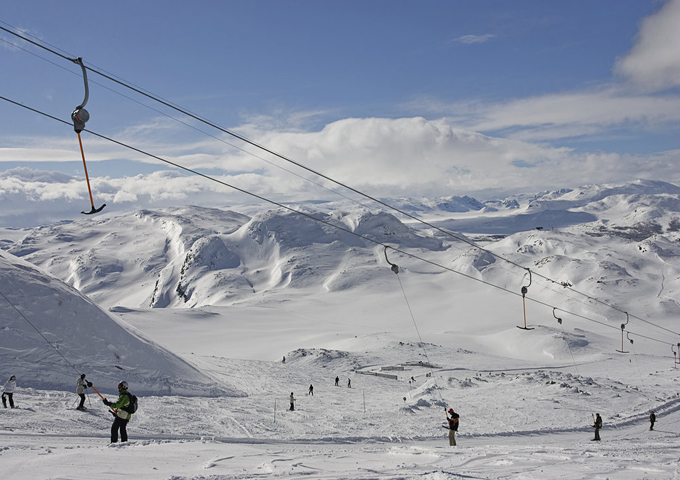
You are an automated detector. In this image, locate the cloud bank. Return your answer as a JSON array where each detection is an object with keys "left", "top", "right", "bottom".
[
  {"left": 615, "top": 0, "right": 680, "bottom": 91},
  {"left": 1, "top": 115, "right": 678, "bottom": 227}
]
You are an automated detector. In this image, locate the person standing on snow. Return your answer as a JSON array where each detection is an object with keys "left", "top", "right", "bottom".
[
  {"left": 102, "top": 381, "right": 133, "bottom": 443},
  {"left": 289, "top": 392, "right": 296, "bottom": 411},
  {"left": 649, "top": 410, "right": 656, "bottom": 431},
  {"left": 592, "top": 413, "right": 602, "bottom": 441},
  {"left": 335, "top": 376, "right": 339, "bottom": 386},
  {"left": 308, "top": 384, "right": 314, "bottom": 396},
  {"left": 347, "top": 378, "right": 351, "bottom": 388},
  {"left": 2, "top": 375, "right": 16, "bottom": 408},
  {"left": 76, "top": 374, "right": 92, "bottom": 410},
  {"left": 445, "top": 408, "right": 459, "bottom": 446}
]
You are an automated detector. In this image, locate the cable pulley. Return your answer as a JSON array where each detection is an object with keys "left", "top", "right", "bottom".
[
  {"left": 70, "top": 57, "right": 105, "bottom": 215},
  {"left": 384, "top": 246, "right": 399, "bottom": 274},
  {"left": 70, "top": 57, "right": 90, "bottom": 133}
]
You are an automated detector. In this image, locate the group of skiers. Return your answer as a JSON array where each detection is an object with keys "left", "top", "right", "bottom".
[
  {"left": 334, "top": 376, "right": 351, "bottom": 388},
  {"left": 70, "top": 374, "right": 135, "bottom": 443},
  {"left": 0, "top": 373, "right": 132, "bottom": 443},
  {"left": 289, "top": 377, "right": 352, "bottom": 410},
  {"left": 440, "top": 409, "right": 658, "bottom": 447},
  {"left": 1, "top": 372, "right": 662, "bottom": 446}
]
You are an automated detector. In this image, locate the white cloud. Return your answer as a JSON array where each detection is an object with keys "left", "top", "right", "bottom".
[
  {"left": 460, "top": 87, "right": 680, "bottom": 140},
  {"left": 215, "top": 116, "right": 680, "bottom": 198},
  {"left": 1, "top": 116, "right": 679, "bottom": 228},
  {"left": 452, "top": 34, "right": 496, "bottom": 44},
  {"left": 615, "top": 0, "right": 680, "bottom": 91}
]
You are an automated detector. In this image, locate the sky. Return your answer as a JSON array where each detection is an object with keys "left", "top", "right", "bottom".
[{"left": 1, "top": 0, "right": 680, "bottom": 222}]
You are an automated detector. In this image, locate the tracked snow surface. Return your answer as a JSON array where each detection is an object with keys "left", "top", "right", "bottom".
[{"left": 0, "top": 179, "right": 680, "bottom": 479}]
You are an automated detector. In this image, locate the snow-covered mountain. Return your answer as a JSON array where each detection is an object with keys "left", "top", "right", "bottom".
[
  {"left": 4, "top": 206, "right": 445, "bottom": 309},
  {"left": 3, "top": 180, "right": 679, "bottom": 327}
]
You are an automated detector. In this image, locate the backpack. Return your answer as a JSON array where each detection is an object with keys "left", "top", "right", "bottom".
[{"left": 121, "top": 392, "right": 138, "bottom": 414}]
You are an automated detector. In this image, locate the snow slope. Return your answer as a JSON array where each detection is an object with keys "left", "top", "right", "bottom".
[{"left": 0, "top": 250, "right": 227, "bottom": 395}]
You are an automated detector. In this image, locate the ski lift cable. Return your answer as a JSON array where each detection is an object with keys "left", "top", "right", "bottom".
[
  {"left": 0, "top": 26, "right": 397, "bottom": 214},
  {"left": 1, "top": 29, "right": 650, "bottom": 325},
  {"left": 3, "top": 24, "right": 677, "bottom": 341},
  {"left": 0, "top": 94, "right": 676, "bottom": 349},
  {"left": 0, "top": 24, "right": 538, "bottom": 287},
  {"left": 0, "top": 27, "right": 619, "bottom": 286},
  {"left": 385, "top": 247, "right": 444, "bottom": 402},
  {"left": 0, "top": 290, "right": 82, "bottom": 376}
]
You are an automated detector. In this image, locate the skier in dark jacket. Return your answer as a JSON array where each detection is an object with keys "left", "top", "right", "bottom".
[
  {"left": 650, "top": 410, "right": 656, "bottom": 431},
  {"left": 335, "top": 376, "right": 339, "bottom": 386},
  {"left": 103, "top": 381, "right": 133, "bottom": 443},
  {"left": 446, "top": 408, "right": 459, "bottom": 446},
  {"left": 76, "top": 374, "right": 92, "bottom": 410},
  {"left": 592, "top": 413, "right": 602, "bottom": 441}
]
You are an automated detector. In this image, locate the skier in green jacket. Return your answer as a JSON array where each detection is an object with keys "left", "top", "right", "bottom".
[{"left": 103, "top": 381, "right": 132, "bottom": 443}]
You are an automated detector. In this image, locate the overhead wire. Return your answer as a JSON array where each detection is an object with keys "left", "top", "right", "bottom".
[
  {"left": 1, "top": 22, "right": 678, "bottom": 340},
  {"left": 0, "top": 290, "right": 82, "bottom": 376},
  {"left": 0, "top": 30, "right": 371, "bottom": 209},
  {"left": 1, "top": 93, "right": 675, "bottom": 353},
  {"left": 2, "top": 24, "right": 605, "bottom": 335}
]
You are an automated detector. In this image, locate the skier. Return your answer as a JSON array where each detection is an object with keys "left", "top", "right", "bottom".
[
  {"left": 282, "top": 356, "right": 285, "bottom": 364},
  {"left": 650, "top": 410, "right": 656, "bottom": 431},
  {"left": 445, "top": 408, "right": 460, "bottom": 446},
  {"left": 308, "top": 384, "right": 314, "bottom": 396},
  {"left": 335, "top": 376, "right": 339, "bottom": 386},
  {"left": 2, "top": 375, "right": 16, "bottom": 408},
  {"left": 347, "top": 378, "right": 351, "bottom": 388},
  {"left": 102, "top": 381, "right": 133, "bottom": 443},
  {"left": 76, "top": 374, "right": 92, "bottom": 410},
  {"left": 592, "top": 413, "right": 602, "bottom": 441},
  {"left": 289, "top": 392, "right": 296, "bottom": 411}
]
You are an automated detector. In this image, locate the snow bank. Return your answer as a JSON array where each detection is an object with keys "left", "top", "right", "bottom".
[{"left": 0, "top": 250, "right": 231, "bottom": 396}]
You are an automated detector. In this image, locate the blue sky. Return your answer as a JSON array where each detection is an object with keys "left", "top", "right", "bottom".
[{"left": 1, "top": 0, "right": 680, "bottom": 224}]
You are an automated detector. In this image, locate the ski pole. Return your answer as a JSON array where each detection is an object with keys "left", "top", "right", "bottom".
[{"left": 89, "top": 385, "right": 116, "bottom": 413}]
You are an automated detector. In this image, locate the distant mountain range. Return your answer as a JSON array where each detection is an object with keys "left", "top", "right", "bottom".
[{"left": 2, "top": 180, "right": 678, "bottom": 323}]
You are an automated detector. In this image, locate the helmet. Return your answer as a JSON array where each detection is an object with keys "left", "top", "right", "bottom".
[
  {"left": 118, "top": 381, "right": 128, "bottom": 390},
  {"left": 448, "top": 408, "right": 454, "bottom": 414},
  {"left": 81, "top": 374, "right": 86, "bottom": 379}
]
